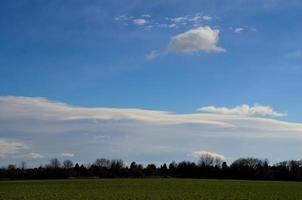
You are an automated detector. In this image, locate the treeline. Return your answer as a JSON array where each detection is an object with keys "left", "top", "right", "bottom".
[{"left": 2, "top": 156, "right": 302, "bottom": 181}]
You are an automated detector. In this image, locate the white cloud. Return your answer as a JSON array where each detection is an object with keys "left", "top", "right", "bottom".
[
  {"left": 0, "top": 138, "right": 28, "bottom": 157},
  {"left": 27, "top": 153, "right": 45, "bottom": 159},
  {"left": 145, "top": 50, "right": 159, "bottom": 60},
  {"left": 234, "top": 27, "right": 244, "bottom": 33},
  {"left": 192, "top": 151, "right": 225, "bottom": 160},
  {"left": 168, "top": 26, "right": 226, "bottom": 53},
  {"left": 198, "top": 104, "right": 286, "bottom": 117},
  {"left": 133, "top": 18, "right": 147, "bottom": 26}
]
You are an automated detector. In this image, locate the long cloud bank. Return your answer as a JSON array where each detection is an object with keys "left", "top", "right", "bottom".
[{"left": 1, "top": 96, "right": 302, "bottom": 165}]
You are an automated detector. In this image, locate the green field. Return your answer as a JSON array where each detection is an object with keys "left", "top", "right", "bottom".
[{"left": 1, "top": 179, "right": 302, "bottom": 200}]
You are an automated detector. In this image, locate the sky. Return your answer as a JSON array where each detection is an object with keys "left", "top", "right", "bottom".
[{"left": 1, "top": 0, "right": 302, "bottom": 167}]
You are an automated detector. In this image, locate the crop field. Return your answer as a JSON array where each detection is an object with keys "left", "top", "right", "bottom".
[{"left": 1, "top": 179, "right": 302, "bottom": 200}]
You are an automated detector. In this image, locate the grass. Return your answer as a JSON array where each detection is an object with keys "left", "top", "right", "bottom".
[{"left": 1, "top": 179, "right": 302, "bottom": 200}]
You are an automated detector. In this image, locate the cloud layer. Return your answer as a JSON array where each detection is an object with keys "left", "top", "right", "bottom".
[
  {"left": 168, "top": 26, "right": 225, "bottom": 53},
  {"left": 0, "top": 96, "right": 302, "bottom": 165}
]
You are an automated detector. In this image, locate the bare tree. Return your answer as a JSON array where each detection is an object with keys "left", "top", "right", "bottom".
[
  {"left": 110, "top": 159, "right": 124, "bottom": 169},
  {"left": 7, "top": 164, "right": 16, "bottom": 170},
  {"left": 95, "top": 158, "right": 111, "bottom": 168},
  {"left": 63, "top": 160, "right": 74, "bottom": 169},
  {"left": 214, "top": 157, "right": 223, "bottom": 167},
  {"left": 21, "top": 161, "right": 26, "bottom": 170},
  {"left": 199, "top": 154, "right": 224, "bottom": 167},
  {"left": 199, "top": 154, "right": 214, "bottom": 167},
  {"left": 231, "top": 158, "right": 267, "bottom": 169},
  {"left": 50, "top": 158, "right": 61, "bottom": 168}
]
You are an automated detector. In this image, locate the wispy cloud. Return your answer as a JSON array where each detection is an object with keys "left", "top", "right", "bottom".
[
  {"left": 141, "top": 14, "right": 151, "bottom": 18},
  {"left": 145, "top": 50, "right": 159, "bottom": 60},
  {"left": 61, "top": 153, "right": 74, "bottom": 157},
  {"left": 232, "top": 26, "right": 257, "bottom": 34},
  {"left": 27, "top": 153, "right": 45, "bottom": 159},
  {"left": 234, "top": 27, "right": 244, "bottom": 33},
  {"left": 285, "top": 50, "right": 302, "bottom": 58},
  {"left": 170, "top": 16, "right": 188, "bottom": 23},
  {"left": 167, "top": 14, "right": 212, "bottom": 24},
  {"left": 114, "top": 13, "right": 213, "bottom": 30}
]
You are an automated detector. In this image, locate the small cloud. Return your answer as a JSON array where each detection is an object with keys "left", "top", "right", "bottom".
[
  {"left": 61, "top": 153, "right": 74, "bottom": 157},
  {"left": 203, "top": 15, "right": 212, "bottom": 20},
  {"left": 27, "top": 153, "right": 45, "bottom": 159},
  {"left": 251, "top": 28, "right": 257, "bottom": 32},
  {"left": 197, "top": 104, "right": 286, "bottom": 117},
  {"left": 192, "top": 151, "right": 225, "bottom": 160},
  {"left": 168, "top": 26, "right": 225, "bottom": 53},
  {"left": 144, "top": 25, "right": 153, "bottom": 30},
  {"left": 141, "top": 14, "right": 151, "bottom": 18},
  {"left": 189, "top": 15, "right": 202, "bottom": 22},
  {"left": 114, "top": 15, "right": 128, "bottom": 21},
  {"left": 169, "top": 14, "right": 211, "bottom": 24},
  {"left": 168, "top": 23, "right": 177, "bottom": 28},
  {"left": 145, "top": 50, "right": 159, "bottom": 60},
  {"left": 171, "top": 16, "right": 188, "bottom": 23},
  {"left": 234, "top": 27, "right": 244, "bottom": 33},
  {"left": 133, "top": 18, "right": 147, "bottom": 26}
]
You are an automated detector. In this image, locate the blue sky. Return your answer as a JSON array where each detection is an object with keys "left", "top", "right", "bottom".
[{"left": 1, "top": 0, "right": 302, "bottom": 166}]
